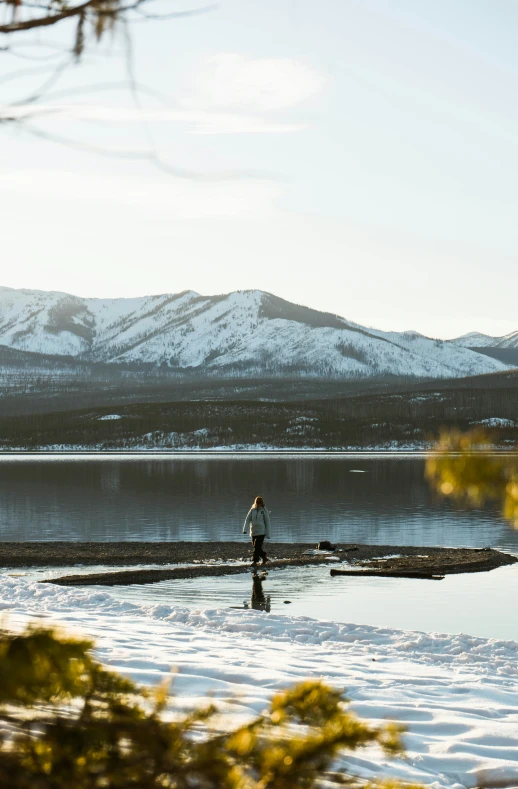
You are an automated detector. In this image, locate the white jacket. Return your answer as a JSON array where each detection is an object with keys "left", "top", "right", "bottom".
[{"left": 243, "top": 506, "right": 271, "bottom": 538}]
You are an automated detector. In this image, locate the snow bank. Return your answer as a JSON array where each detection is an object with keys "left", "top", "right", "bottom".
[
  {"left": 474, "top": 418, "right": 515, "bottom": 428},
  {"left": 1, "top": 574, "right": 518, "bottom": 788},
  {"left": 0, "top": 443, "right": 434, "bottom": 452}
]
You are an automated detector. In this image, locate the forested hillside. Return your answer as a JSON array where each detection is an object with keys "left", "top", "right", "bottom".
[{"left": 2, "top": 374, "right": 517, "bottom": 450}]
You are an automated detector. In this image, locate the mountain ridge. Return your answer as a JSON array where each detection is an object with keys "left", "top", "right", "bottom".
[
  {"left": 0, "top": 286, "right": 511, "bottom": 380},
  {"left": 451, "top": 330, "right": 518, "bottom": 349}
]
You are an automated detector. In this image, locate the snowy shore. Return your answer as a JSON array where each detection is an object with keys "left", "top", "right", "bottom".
[
  {"left": 1, "top": 573, "right": 518, "bottom": 788},
  {"left": 2, "top": 444, "right": 518, "bottom": 453},
  {"left": 1, "top": 444, "right": 433, "bottom": 452}
]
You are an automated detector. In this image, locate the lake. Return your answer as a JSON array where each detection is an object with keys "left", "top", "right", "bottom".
[
  {"left": 2, "top": 453, "right": 518, "bottom": 641},
  {"left": 0, "top": 453, "right": 516, "bottom": 550}
]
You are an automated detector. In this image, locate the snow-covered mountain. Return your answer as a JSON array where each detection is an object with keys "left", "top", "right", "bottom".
[
  {"left": 451, "top": 330, "right": 518, "bottom": 349},
  {"left": 0, "top": 286, "right": 511, "bottom": 379}
]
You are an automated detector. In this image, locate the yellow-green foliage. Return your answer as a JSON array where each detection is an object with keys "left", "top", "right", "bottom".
[
  {"left": 426, "top": 428, "right": 518, "bottom": 526},
  {"left": 0, "top": 626, "right": 420, "bottom": 789}
]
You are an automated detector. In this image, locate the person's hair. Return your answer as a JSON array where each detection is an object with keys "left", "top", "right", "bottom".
[{"left": 253, "top": 496, "right": 265, "bottom": 508}]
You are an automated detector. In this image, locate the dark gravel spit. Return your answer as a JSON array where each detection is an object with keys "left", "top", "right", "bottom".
[{"left": 0, "top": 542, "right": 513, "bottom": 586}]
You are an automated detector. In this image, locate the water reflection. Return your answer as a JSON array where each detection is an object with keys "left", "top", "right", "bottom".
[
  {"left": 230, "top": 573, "right": 271, "bottom": 612},
  {"left": 249, "top": 574, "right": 271, "bottom": 612},
  {"left": 0, "top": 455, "right": 516, "bottom": 552},
  {"left": 101, "top": 562, "right": 518, "bottom": 641}
]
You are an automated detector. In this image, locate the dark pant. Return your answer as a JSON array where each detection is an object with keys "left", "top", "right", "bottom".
[{"left": 252, "top": 534, "right": 267, "bottom": 564}]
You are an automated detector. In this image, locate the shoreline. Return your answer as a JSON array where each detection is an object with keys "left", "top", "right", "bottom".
[
  {"left": 2, "top": 566, "right": 517, "bottom": 785},
  {"left": 0, "top": 542, "right": 514, "bottom": 586},
  {"left": 2, "top": 450, "right": 518, "bottom": 457}
]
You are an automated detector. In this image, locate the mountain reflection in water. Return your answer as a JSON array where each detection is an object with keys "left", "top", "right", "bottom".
[{"left": 0, "top": 455, "right": 516, "bottom": 553}]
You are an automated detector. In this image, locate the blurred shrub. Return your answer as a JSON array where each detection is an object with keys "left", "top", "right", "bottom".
[
  {"left": 426, "top": 428, "right": 518, "bottom": 526},
  {"left": 0, "top": 626, "right": 418, "bottom": 789}
]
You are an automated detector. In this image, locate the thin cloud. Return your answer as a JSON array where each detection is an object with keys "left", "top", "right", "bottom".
[
  {"left": 1, "top": 104, "right": 306, "bottom": 135},
  {"left": 189, "top": 54, "right": 327, "bottom": 113},
  {"left": 0, "top": 169, "right": 282, "bottom": 219},
  {"left": 0, "top": 55, "right": 325, "bottom": 136}
]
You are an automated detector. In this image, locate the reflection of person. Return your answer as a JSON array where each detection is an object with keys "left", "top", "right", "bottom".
[
  {"left": 242, "top": 496, "right": 271, "bottom": 566},
  {"left": 251, "top": 574, "right": 271, "bottom": 612}
]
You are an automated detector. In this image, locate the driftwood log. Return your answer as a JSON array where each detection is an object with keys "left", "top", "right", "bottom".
[{"left": 330, "top": 568, "right": 444, "bottom": 580}]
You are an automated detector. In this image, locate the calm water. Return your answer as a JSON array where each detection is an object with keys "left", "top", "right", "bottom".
[
  {"left": 3, "top": 454, "right": 518, "bottom": 640},
  {"left": 0, "top": 454, "right": 517, "bottom": 551},
  {"left": 105, "top": 563, "right": 518, "bottom": 642},
  {"left": 8, "top": 559, "right": 518, "bottom": 641}
]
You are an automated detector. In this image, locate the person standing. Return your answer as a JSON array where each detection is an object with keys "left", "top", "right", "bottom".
[{"left": 243, "top": 496, "right": 271, "bottom": 566}]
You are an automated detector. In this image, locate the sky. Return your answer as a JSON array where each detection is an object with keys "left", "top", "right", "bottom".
[{"left": 1, "top": 0, "right": 517, "bottom": 339}]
